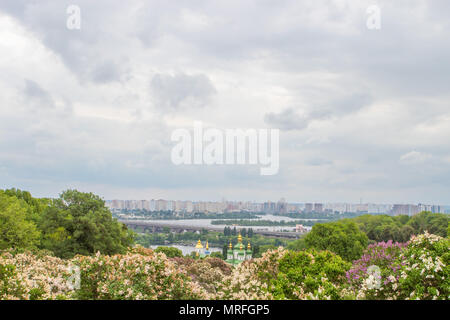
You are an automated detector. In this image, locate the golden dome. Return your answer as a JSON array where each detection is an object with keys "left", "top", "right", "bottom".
[
  {"left": 247, "top": 242, "right": 251, "bottom": 249},
  {"left": 237, "top": 233, "right": 242, "bottom": 243},
  {"left": 206, "top": 241, "right": 209, "bottom": 250},
  {"left": 228, "top": 241, "right": 233, "bottom": 249},
  {"left": 195, "top": 239, "right": 203, "bottom": 249}
]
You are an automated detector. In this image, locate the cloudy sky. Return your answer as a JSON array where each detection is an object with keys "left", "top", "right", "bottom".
[{"left": 0, "top": 0, "right": 449, "bottom": 204}]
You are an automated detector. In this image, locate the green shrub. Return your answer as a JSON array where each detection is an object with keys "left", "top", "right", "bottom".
[{"left": 154, "top": 246, "right": 183, "bottom": 258}]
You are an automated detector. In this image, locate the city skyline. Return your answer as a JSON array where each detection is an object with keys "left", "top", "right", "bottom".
[{"left": 106, "top": 198, "right": 448, "bottom": 215}]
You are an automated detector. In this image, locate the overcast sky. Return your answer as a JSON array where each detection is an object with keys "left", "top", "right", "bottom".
[{"left": 0, "top": 1, "right": 449, "bottom": 204}]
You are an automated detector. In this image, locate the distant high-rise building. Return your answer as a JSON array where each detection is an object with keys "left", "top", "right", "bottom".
[
  {"left": 305, "top": 203, "right": 313, "bottom": 213},
  {"left": 277, "top": 198, "right": 287, "bottom": 214},
  {"left": 141, "top": 200, "right": 150, "bottom": 211},
  {"left": 367, "top": 204, "right": 391, "bottom": 214},
  {"left": 156, "top": 199, "right": 167, "bottom": 211},
  {"left": 175, "top": 200, "right": 184, "bottom": 212},
  {"left": 263, "top": 201, "right": 276, "bottom": 213},
  {"left": 149, "top": 199, "right": 156, "bottom": 211},
  {"left": 431, "top": 205, "right": 442, "bottom": 214},
  {"left": 392, "top": 204, "right": 420, "bottom": 216},
  {"left": 314, "top": 203, "right": 323, "bottom": 213},
  {"left": 167, "top": 200, "right": 175, "bottom": 211},
  {"left": 356, "top": 203, "right": 368, "bottom": 213},
  {"left": 418, "top": 203, "right": 432, "bottom": 213},
  {"left": 185, "top": 201, "right": 193, "bottom": 213},
  {"left": 110, "top": 200, "right": 123, "bottom": 210}
]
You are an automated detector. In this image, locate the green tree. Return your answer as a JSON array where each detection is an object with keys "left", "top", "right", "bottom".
[
  {"left": 222, "top": 244, "right": 228, "bottom": 258},
  {"left": 286, "top": 237, "right": 307, "bottom": 251},
  {"left": 407, "top": 212, "right": 449, "bottom": 237},
  {"left": 304, "top": 220, "right": 368, "bottom": 261},
  {"left": 210, "top": 251, "right": 224, "bottom": 259},
  {"left": 3, "top": 188, "right": 46, "bottom": 217},
  {"left": 352, "top": 212, "right": 449, "bottom": 242},
  {"left": 37, "top": 190, "right": 134, "bottom": 258},
  {"left": 400, "top": 224, "right": 415, "bottom": 241},
  {"left": 0, "top": 191, "right": 40, "bottom": 250},
  {"left": 253, "top": 244, "right": 277, "bottom": 258}
]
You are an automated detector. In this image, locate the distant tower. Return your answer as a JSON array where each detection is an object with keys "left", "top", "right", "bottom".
[
  {"left": 246, "top": 242, "right": 252, "bottom": 260},
  {"left": 205, "top": 240, "right": 210, "bottom": 256},
  {"left": 195, "top": 239, "right": 203, "bottom": 257},
  {"left": 227, "top": 241, "right": 234, "bottom": 260}
]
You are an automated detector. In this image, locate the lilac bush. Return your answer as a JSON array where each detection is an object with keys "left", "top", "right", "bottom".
[
  {"left": 1, "top": 233, "right": 447, "bottom": 300},
  {"left": 395, "top": 232, "right": 449, "bottom": 300},
  {"left": 346, "top": 240, "right": 408, "bottom": 299}
]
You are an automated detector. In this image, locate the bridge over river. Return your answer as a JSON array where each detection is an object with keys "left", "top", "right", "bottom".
[{"left": 119, "top": 220, "right": 302, "bottom": 239}]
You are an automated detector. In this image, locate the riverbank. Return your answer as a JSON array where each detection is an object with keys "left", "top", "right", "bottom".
[
  {"left": 211, "top": 219, "right": 319, "bottom": 227},
  {"left": 149, "top": 244, "right": 222, "bottom": 256}
]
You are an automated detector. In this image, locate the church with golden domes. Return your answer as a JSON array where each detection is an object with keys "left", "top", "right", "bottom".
[
  {"left": 194, "top": 239, "right": 211, "bottom": 258},
  {"left": 225, "top": 232, "right": 252, "bottom": 266}
]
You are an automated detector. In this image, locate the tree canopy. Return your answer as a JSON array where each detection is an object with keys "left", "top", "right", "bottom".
[
  {"left": 0, "top": 191, "right": 40, "bottom": 250},
  {"left": 0, "top": 188, "right": 134, "bottom": 258},
  {"left": 351, "top": 212, "right": 448, "bottom": 242},
  {"left": 304, "top": 220, "right": 368, "bottom": 261}
]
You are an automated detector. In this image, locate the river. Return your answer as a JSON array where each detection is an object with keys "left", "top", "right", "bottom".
[
  {"left": 132, "top": 214, "right": 317, "bottom": 232},
  {"left": 150, "top": 244, "right": 222, "bottom": 256}
]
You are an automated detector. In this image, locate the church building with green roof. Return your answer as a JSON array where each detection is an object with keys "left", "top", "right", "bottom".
[{"left": 225, "top": 233, "right": 252, "bottom": 266}]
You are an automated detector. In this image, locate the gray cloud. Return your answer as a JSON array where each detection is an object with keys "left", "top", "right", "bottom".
[
  {"left": 305, "top": 158, "right": 333, "bottom": 167},
  {"left": 0, "top": 1, "right": 133, "bottom": 83},
  {"left": 90, "top": 60, "right": 129, "bottom": 84},
  {"left": 310, "top": 93, "right": 373, "bottom": 119},
  {"left": 150, "top": 73, "right": 216, "bottom": 111},
  {"left": 0, "top": 1, "right": 449, "bottom": 203},
  {"left": 23, "top": 79, "right": 55, "bottom": 109},
  {"left": 264, "top": 108, "right": 310, "bottom": 131},
  {"left": 265, "top": 92, "right": 373, "bottom": 131}
]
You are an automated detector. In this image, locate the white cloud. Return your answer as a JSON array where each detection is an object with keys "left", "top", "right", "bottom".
[{"left": 399, "top": 151, "right": 432, "bottom": 165}]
